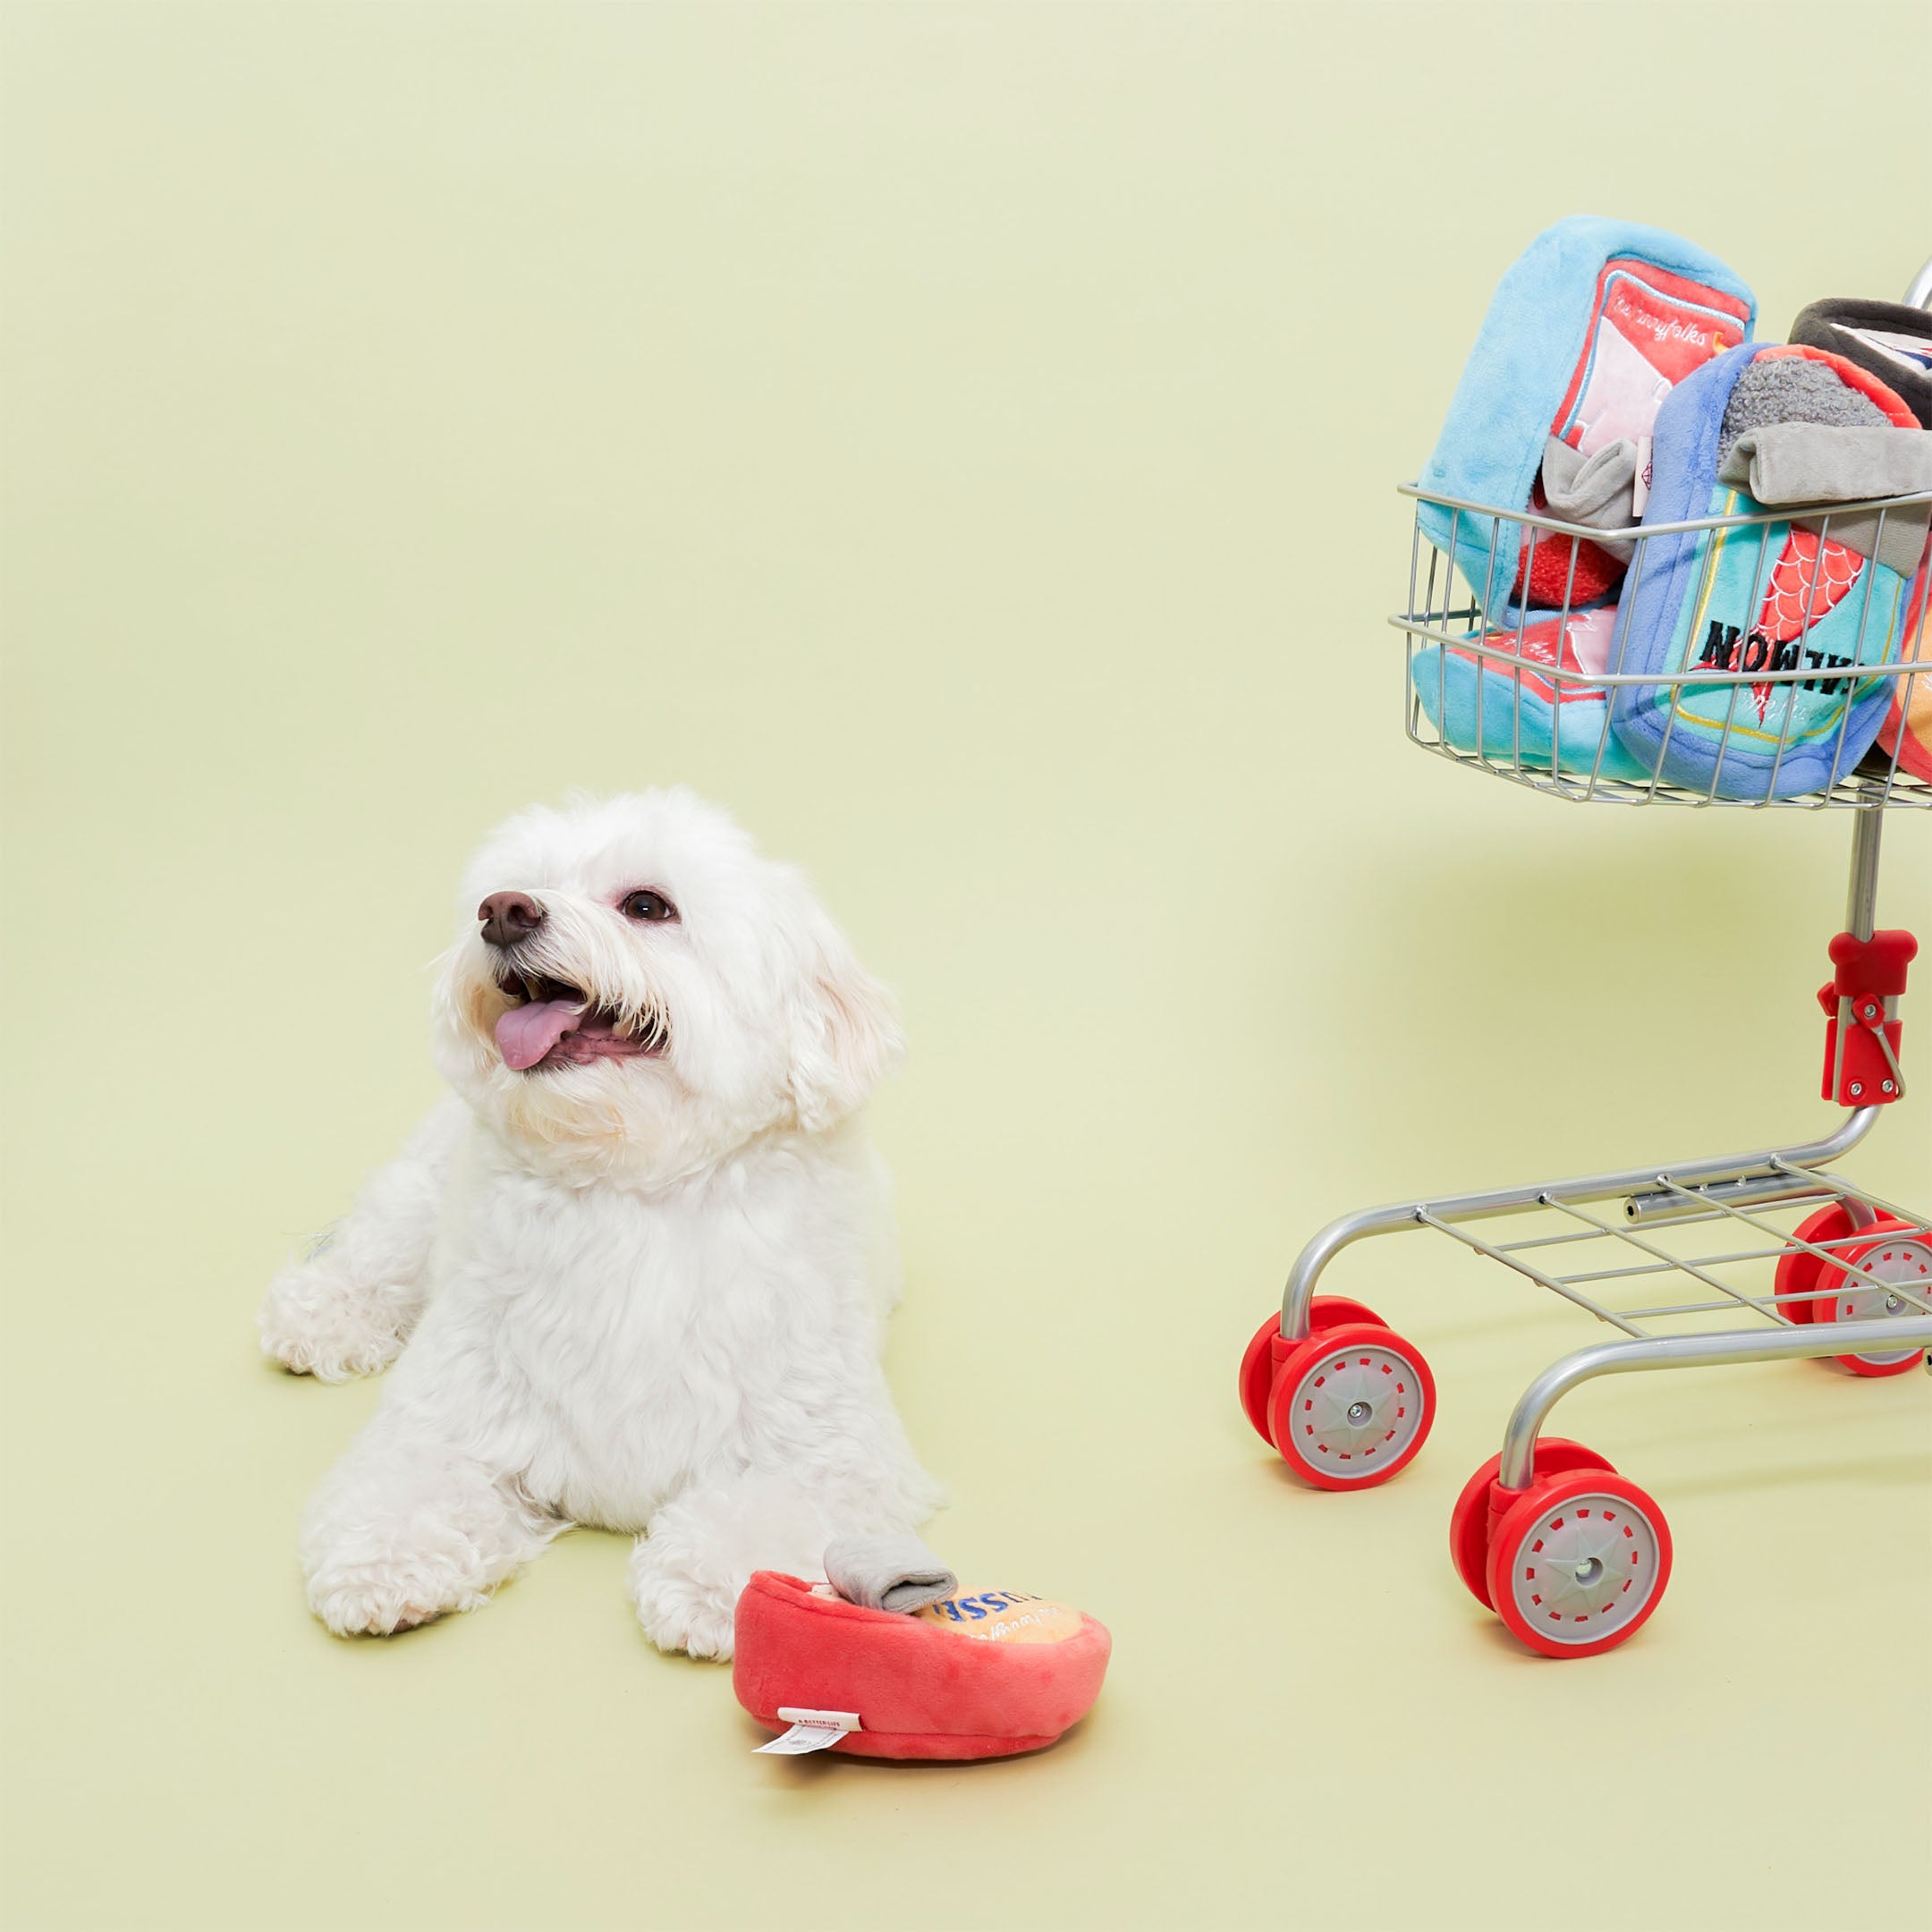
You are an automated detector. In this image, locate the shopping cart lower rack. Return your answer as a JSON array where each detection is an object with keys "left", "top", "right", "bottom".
[
  {"left": 1241, "top": 476, "right": 1931, "bottom": 1659},
  {"left": 1240, "top": 1085, "right": 1931, "bottom": 1659}
]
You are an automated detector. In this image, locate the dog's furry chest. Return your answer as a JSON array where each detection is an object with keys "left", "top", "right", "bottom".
[{"left": 395, "top": 1132, "right": 886, "bottom": 1529}]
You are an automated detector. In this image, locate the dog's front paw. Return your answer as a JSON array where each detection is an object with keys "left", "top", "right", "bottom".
[
  {"left": 258, "top": 1254, "right": 406, "bottom": 1383},
  {"left": 628, "top": 1540, "right": 739, "bottom": 1662},
  {"left": 305, "top": 1546, "right": 489, "bottom": 1638}
]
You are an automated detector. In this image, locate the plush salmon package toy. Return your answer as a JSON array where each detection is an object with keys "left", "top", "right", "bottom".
[{"left": 733, "top": 1538, "right": 1111, "bottom": 1762}]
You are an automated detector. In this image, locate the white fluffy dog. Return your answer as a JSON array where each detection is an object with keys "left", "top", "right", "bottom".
[{"left": 259, "top": 789, "right": 942, "bottom": 1660}]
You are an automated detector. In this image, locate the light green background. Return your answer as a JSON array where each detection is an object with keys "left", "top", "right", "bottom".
[{"left": 4, "top": 5, "right": 1928, "bottom": 1929}]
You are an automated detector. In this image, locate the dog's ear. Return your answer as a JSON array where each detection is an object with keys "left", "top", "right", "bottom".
[{"left": 784, "top": 894, "right": 905, "bottom": 1132}]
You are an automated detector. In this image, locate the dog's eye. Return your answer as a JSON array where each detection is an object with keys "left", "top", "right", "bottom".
[{"left": 619, "top": 888, "right": 679, "bottom": 924}]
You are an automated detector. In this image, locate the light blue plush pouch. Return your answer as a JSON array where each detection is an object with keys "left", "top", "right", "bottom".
[
  {"left": 1418, "top": 216, "right": 1755, "bottom": 621},
  {"left": 1410, "top": 605, "right": 1652, "bottom": 783}
]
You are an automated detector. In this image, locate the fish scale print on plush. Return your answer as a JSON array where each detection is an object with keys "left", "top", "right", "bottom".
[{"left": 1608, "top": 344, "right": 1924, "bottom": 799}]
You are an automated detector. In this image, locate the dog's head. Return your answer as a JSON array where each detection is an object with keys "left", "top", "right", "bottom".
[{"left": 432, "top": 790, "right": 903, "bottom": 1181}]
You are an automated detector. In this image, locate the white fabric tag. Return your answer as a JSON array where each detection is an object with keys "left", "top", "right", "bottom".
[
  {"left": 1631, "top": 436, "right": 1653, "bottom": 517},
  {"left": 1840, "top": 325, "right": 1932, "bottom": 377},
  {"left": 754, "top": 1707, "right": 860, "bottom": 1756}
]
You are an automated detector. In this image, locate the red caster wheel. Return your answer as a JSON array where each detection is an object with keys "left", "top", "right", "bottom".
[
  {"left": 1815, "top": 1216, "right": 1932, "bottom": 1377},
  {"left": 1773, "top": 1203, "right": 1858, "bottom": 1325},
  {"left": 1237, "top": 1297, "right": 1388, "bottom": 1446},
  {"left": 1484, "top": 1469, "right": 1672, "bottom": 1658},
  {"left": 1265, "top": 1321, "right": 1435, "bottom": 1490},
  {"left": 1448, "top": 1438, "right": 1615, "bottom": 1609}
]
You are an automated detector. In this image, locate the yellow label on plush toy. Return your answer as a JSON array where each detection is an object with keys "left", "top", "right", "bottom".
[{"left": 915, "top": 1591, "right": 1083, "bottom": 1644}]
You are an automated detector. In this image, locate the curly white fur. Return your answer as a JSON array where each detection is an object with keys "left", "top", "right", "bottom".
[{"left": 261, "top": 789, "right": 943, "bottom": 1659}]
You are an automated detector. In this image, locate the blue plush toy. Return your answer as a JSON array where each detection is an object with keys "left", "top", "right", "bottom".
[
  {"left": 1607, "top": 343, "right": 1925, "bottom": 799},
  {"left": 1418, "top": 215, "right": 1756, "bottom": 623}
]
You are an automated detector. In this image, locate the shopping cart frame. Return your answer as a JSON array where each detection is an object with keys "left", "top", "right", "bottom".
[{"left": 1242, "top": 267, "right": 1932, "bottom": 1657}]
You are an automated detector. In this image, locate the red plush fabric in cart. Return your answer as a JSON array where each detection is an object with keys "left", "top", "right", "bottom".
[
  {"left": 733, "top": 1571, "right": 1111, "bottom": 1761},
  {"left": 1873, "top": 545, "right": 1932, "bottom": 783}
]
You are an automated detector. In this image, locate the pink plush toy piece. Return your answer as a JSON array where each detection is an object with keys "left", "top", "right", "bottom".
[
  {"left": 733, "top": 1570, "right": 1111, "bottom": 1761},
  {"left": 1873, "top": 547, "right": 1932, "bottom": 784}
]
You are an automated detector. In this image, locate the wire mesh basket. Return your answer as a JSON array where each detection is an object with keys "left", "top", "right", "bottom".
[{"left": 1396, "top": 484, "right": 1932, "bottom": 809}]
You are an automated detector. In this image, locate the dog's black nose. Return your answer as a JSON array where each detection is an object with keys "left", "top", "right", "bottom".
[{"left": 479, "top": 891, "right": 546, "bottom": 950}]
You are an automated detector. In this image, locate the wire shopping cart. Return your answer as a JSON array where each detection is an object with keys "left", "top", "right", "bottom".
[{"left": 1239, "top": 264, "right": 1932, "bottom": 1660}]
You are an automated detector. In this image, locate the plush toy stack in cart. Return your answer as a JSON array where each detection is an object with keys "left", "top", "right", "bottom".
[{"left": 1240, "top": 219, "right": 1932, "bottom": 1660}]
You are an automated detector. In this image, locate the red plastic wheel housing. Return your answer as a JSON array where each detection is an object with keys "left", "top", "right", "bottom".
[
  {"left": 1485, "top": 1470, "right": 1674, "bottom": 1660},
  {"left": 1815, "top": 1216, "right": 1932, "bottom": 1377},
  {"left": 1774, "top": 1203, "right": 1858, "bottom": 1326},
  {"left": 1266, "top": 1321, "right": 1435, "bottom": 1491},
  {"left": 1448, "top": 1438, "right": 1617, "bottom": 1609},
  {"left": 1237, "top": 1298, "right": 1388, "bottom": 1446}
]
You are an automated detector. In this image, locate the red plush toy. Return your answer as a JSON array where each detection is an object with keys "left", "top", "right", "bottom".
[{"left": 733, "top": 1569, "right": 1111, "bottom": 1761}]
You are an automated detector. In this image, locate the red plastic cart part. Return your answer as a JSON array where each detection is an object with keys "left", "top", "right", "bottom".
[
  {"left": 1773, "top": 1202, "right": 1859, "bottom": 1326},
  {"left": 1814, "top": 1216, "right": 1932, "bottom": 1377},
  {"left": 1238, "top": 1298, "right": 1388, "bottom": 1445},
  {"left": 1449, "top": 1438, "right": 1617, "bottom": 1610},
  {"left": 1818, "top": 928, "right": 1917, "bottom": 1106},
  {"left": 1484, "top": 1470, "right": 1674, "bottom": 1660},
  {"left": 1265, "top": 1320, "right": 1436, "bottom": 1490}
]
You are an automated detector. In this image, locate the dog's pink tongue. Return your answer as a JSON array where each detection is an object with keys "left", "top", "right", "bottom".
[{"left": 496, "top": 1000, "right": 584, "bottom": 1072}]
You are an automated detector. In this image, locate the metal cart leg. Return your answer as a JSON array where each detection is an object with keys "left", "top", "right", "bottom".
[{"left": 1496, "top": 1313, "right": 1932, "bottom": 1493}]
